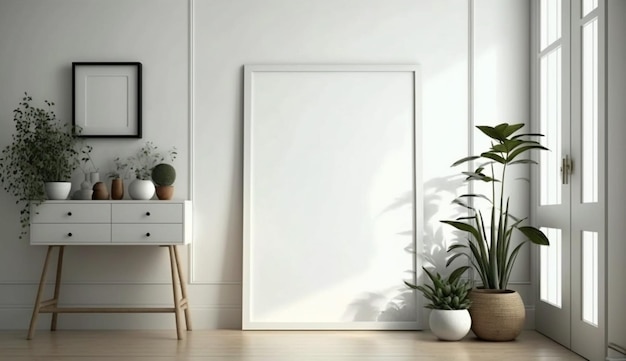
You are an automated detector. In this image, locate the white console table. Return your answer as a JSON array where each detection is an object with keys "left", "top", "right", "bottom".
[{"left": 27, "top": 200, "right": 192, "bottom": 340}]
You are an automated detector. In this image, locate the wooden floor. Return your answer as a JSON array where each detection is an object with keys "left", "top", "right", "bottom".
[{"left": 0, "top": 330, "right": 585, "bottom": 360}]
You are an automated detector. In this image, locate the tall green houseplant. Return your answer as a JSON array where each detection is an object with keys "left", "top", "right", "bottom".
[
  {"left": 0, "top": 93, "right": 81, "bottom": 232},
  {"left": 443, "top": 123, "right": 550, "bottom": 290}
]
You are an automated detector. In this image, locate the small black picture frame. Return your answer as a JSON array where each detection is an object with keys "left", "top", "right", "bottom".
[{"left": 72, "top": 62, "right": 142, "bottom": 138}]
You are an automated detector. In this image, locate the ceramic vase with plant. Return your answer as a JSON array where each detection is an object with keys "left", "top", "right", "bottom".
[
  {"left": 442, "top": 123, "right": 550, "bottom": 341},
  {"left": 80, "top": 144, "right": 100, "bottom": 185},
  {"left": 405, "top": 267, "right": 472, "bottom": 341},
  {"left": 151, "top": 163, "right": 176, "bottom": 200},
  {"left": 108, "top": 157, "right": 130, "bottom": 200},
  {"left": 0, "top": 93, "right": 82, "bottom": 235},
  {"left": 127, "top": 141, "right": 176, "bottom": 200},
  {"left": 74, "top": 144, "right": 99, "bottom": 200}
]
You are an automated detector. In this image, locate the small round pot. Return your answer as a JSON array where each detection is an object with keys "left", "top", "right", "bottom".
[
  {"left": 468, "top": 288, "right": 525, "bottom": 341},
  {"left": 156, "top": 185, "right": 174, "bottom": 200},
  {"left": 429, "top": 309, "right": 471, "bottom": 341},
  {"left": 128, "top": 179, "right": 155, "bottom": 200},
  {"left": 44, "top": 182, "right": 72, "bottom": 200}
]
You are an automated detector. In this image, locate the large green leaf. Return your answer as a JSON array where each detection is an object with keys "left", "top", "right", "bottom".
[
  {"left": 481, "top": 152, "right": 506, "bottom": 164},
  {"left": 458, "top": 193, "right": 491, "bottom": 201},
  {"left": 451, "top": 155, "right": 480, "bottom": 167},
  {"left": 502, "top": 139, "right": 525, "bottom": 152},
  {"left": 511, "top": 132, "right": 545, "bottom": 140},
  {"left": 507, "top": 144, "right": 549, "bottom": 162},
  {"left": 518, "top": 226, "right": 550, "bottom": 245},
  {"left": 462, "top": 171, "right": 497, "bottom": 182},
  {"left": 477, "top": 125, "right": 507, "bottom": 141},
  {"left": 500, "top": 123, "right": 525, "bottom": 138},
  {"left": 448, "top": 266, "right": 470, "bottom": 283},
  {"left": 441, "top": 220, "right": 480, "bottom": 242},
  {"left": 509, "top": 159, "right": 538, "bottom": 165}
]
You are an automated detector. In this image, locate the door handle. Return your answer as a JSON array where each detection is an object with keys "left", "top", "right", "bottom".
[{"left": 561, "top": 155, "right": 573, "bottom": 184}]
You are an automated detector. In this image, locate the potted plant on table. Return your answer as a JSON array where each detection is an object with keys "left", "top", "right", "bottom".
[
  {"left": 126, "top": 141, "right": 176, "bottom": 200},
  {"left": 442, "top": 123, "right": 550, "bottom": 341},
  {"left": 0, "top": 93, "right": 82, "bottom": 235},
  {"left": 108, "top": 157, "right": 130, "bottom": 200},
  {"left": 405, "top": 266, "right": 472, "bottom": 341},
  {"left": 151, "top": 163, "right": 176, "bottom": 200}
]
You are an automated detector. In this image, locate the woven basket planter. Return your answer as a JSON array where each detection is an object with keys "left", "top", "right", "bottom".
[{"left": 468, "top": 288, "right": 525, "bottom": 341}]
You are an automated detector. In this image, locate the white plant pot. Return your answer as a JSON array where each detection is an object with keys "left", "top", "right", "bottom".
[
  {"left": 128, "top": 179, "right": 155, "bottom": 200},
  {"left": 429, "top": 309, "right": 471, "bottom": 341},
  {"left": 44, "top": 182, "right": 72, "bottom": 200}
]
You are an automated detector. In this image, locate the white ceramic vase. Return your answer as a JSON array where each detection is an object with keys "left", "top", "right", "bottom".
[
  {"left": 44, "top": 182, "right": 72, "bottom": 200},
  {"left": 128, "top": 179, "right": 155, "bottom": 200},
  {"left": 429, "top": 309, "right": 471, "bottom": 341}
]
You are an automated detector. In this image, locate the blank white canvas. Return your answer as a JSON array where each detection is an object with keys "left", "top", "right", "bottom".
[{"left": 243, "top": 65, "right": 421, "bottom": 329}]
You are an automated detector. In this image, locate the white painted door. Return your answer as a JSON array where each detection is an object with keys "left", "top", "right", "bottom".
[{"left": 534, "top": 1, "right": 606, "bottom": 360}]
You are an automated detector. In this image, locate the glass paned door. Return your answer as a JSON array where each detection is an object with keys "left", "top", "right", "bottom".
[
  {"left": 535, "top": 0, "right": 571, "bottom": 349},
  {"left": 534, "top": 1, "right": 606, "bottom": 360}
]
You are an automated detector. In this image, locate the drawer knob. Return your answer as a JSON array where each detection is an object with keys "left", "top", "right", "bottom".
[
  {"left": 146, "top": 212, "right": 151, "bottom": 216},
  {"left": 67, "top": 212, "right": 72, "bottom": 216},
  {"left": 67, "top": 232, "right": 73, "bottom": 237},
  {"left": 146, "top": 232, "right": 151, "bottom": 237}
]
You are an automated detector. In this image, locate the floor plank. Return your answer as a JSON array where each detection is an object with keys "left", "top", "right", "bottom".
[{"left": 0, "top": 330, "right": 585, "bottom": 361}]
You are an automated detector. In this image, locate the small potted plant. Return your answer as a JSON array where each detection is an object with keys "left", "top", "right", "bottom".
[
  {"left": 126, "top": 141, "right": 176, "bottom": 200},
  {"left": 0, "top": 93, "right": 82, "bottom": 235},
  {"left": 151, "top": 163, "right": 176, "bottom": 200},
  {"left": 405, "top": 266, "right": 472, "bottom": 341},
  {"left": 108, "top": 157, "right": 130, "bottom": 200}
]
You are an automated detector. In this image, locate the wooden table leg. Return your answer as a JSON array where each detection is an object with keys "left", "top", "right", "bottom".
[
  {"left": 173, "top": 245, "right": 192, "bottom": 331},
  {"left": 27, "top": 246, "right": 55, "bottom": 340},
  {"left": 50, "top": 245, "right": 65, "bottom": 331},
  {"left": 168, "top": 246, "right": 184, "bottom": 340}
]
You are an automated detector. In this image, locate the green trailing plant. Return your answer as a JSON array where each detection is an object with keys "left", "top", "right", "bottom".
[
  {"left": 127, "top": 141, "right": 177, "bottom": 180},
  {"left": 405, "top": 267, "right": 472, "bottom": 310},
  {"left": 151, "top": 163, "right": 176, "bottom": 186},
  {"left": 0, "top": 93, "right": 82, "bottom": 234},
  {"left": 442, "top": 123, "right": 550, "bottom": 290}
]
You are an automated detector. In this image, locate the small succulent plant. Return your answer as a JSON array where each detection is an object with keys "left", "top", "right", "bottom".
[{"left": 405, "top": 267, "right": 473, "bottom": 310}]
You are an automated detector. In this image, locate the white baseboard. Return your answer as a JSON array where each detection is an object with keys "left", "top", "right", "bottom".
[
  {"left": 0, "top": 304, "right": 536, "bottom": 331},
  {"left": 524, "top": 306, "right": 535, "bottom": 329}
]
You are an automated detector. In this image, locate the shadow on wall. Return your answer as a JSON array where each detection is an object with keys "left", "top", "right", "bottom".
[{"left": 344, "top": 176, "right": 466, "bottom": 322}]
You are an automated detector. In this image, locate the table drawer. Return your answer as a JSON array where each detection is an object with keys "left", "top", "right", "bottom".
[
  {"left": 30, "top": 224, "right": 112, "bottom": 244},
  {"left": 112, "top": 203, "right": 183, "bottom": 224},
  {"left": 112, "top": 224, "right": 184, "bottom": 244},
  {"left": 31, "top": 203, "right": 111, "bottom": 223}
]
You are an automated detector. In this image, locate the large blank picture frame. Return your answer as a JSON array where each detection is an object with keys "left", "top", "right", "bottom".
[
  {"left": 243, "top": 65, "right": 422, "bottom": 330},
  {"left": 72, "top": 62, "right": 142, "bottom": 138}
]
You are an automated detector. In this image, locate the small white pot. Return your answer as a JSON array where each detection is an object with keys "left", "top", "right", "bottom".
[
  {"left": 128, "top": 179, "right": 155, "bottom": 200},
  {"left": 44, "top": 182, "right": 72, "bottom": 200},
  {"left": 429, "top": 309, "right": 471, "bottom": 341}
]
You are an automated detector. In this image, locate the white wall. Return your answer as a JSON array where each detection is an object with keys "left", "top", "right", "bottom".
[{"left": 0, "top": 0, "right": 532, "bottom": 330}]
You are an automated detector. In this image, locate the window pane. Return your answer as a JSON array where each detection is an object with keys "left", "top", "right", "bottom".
[
  {"left": 582, "top": 231, "right": 598, "bottom": 326},
  {"left": 582, "top": 0, "right": 598, "bottom": 17},
  {"left": 582, "top": 18, "right": 598, "bottom": 203},
  {"left": 540, "top": 47, "right": 562, "bottom": 206},
  {"left": 540, "top": 227, "right": 562, "bottom": 308},
  {"left": 540, "top": 0, "right": 562, "bottom": 50}
]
